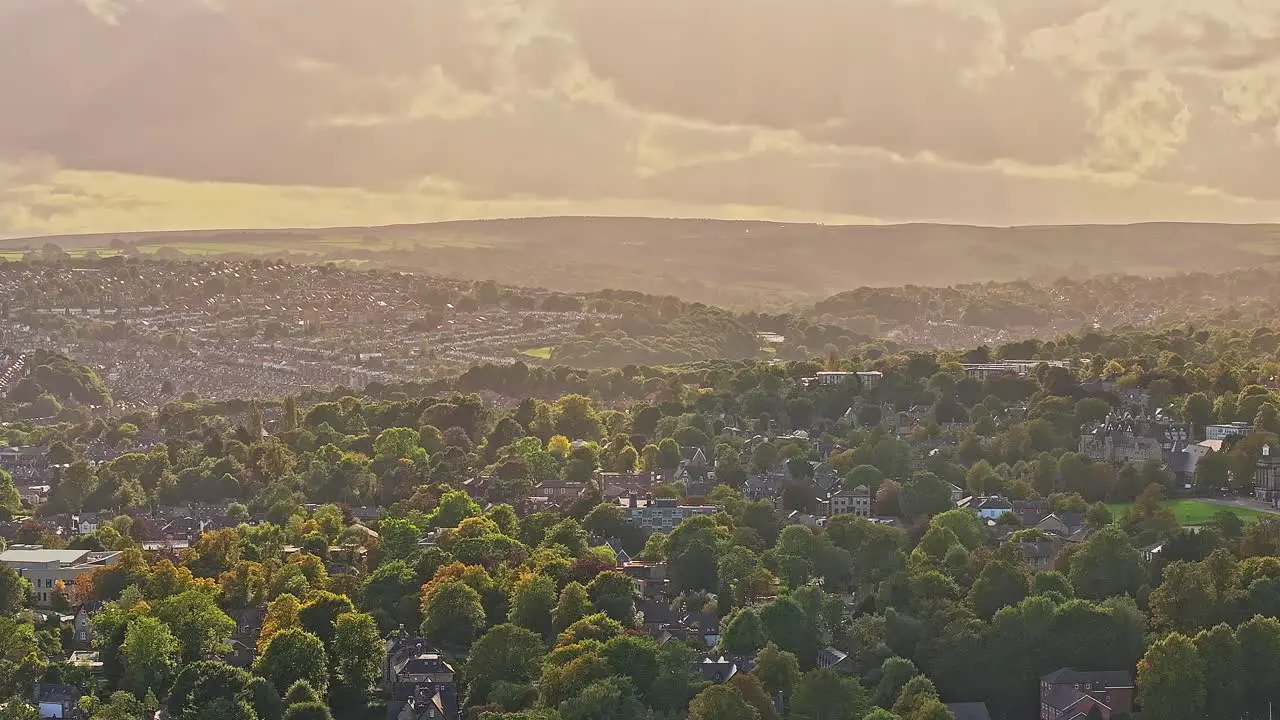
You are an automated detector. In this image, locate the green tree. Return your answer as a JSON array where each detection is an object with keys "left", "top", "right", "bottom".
[
  {"left": 900, "top": 472, "right": 954, "bottom": 520},
  {"left": 0, "top": 564, "right": 31, "bottom": 615},
  {"left": 332, "top": 612, "right": 382, "bottom": 694},
  {"left": 688, "top": 684, "right": 760, "bottom": 720},
  {"left": 792, "top": 668, "right": 871, "bottom": 720},
  {"left": 0, "top": 468, "right": 21, "bottom": 513},
  {"left": 1137, "top": 632, "right": 1205, "bottom": 720},
  {"left": 122, "top": 616, "right": 181, "bottom": 698},
  {"left": 760, "top": 597, "right": 817, "bottom": 660},
  {"left": 1192, "top": 623, "right": 1245, "bottom": 720},
  {"left": 282, "top": 703, "right": 332, "bottom": 720},
  {"left": 240, "top": 677, "right": 284, "bottom": 720},
  {"left": 753, "top": 643, "right": 801, "bottom": 697},
  {"left": 720, "top": 609, "right": 767, "bottom": 654},
  {"left": 1068, "top": 527, "right": 1143, "bottom": 600},
  {"left": 552, "top": 582, "right": 593, "bottom": 633},
  {"left": 254, "top": 629, "right": 328, "bottom": 695},
  {"left": 154, "top": 589, "right": 237, "bottom": 663},
  {"left": 873, "top": 657, "right": 919, "bottom": 709},
  {"left": 509, "top": 573, "right": 558, "bottom": 639},
  {"left": 421, "top": 581, "right": 487, "bottom": 648},
  {"left": 968, "top": 561, "right": 1030, "bottom": 619}
]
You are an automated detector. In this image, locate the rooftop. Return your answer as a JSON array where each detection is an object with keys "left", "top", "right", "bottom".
[{"left": 0, "top": 548, "right": 91, "bottom": 565}]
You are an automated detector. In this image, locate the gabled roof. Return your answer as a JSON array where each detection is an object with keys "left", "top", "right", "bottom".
[
  {"left": 1042, "top": 668, "right": 1133, "bottom": 688},
  {"left": 946, "top": 702, "right": 992, "bottom": 720}
]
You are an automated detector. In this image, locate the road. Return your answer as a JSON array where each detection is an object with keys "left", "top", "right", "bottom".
[{"left": 1199, "top": 496, "right": 1280, "bottom": 516}]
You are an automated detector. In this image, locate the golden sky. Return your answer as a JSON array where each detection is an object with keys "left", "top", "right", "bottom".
[{"left": 5, "top": 0, "right": 1280, "bottom": 235}]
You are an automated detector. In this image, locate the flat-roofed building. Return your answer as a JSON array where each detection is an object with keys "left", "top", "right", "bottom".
[{"left": 0, "top": 546, "right": 121, "bottom": 605}]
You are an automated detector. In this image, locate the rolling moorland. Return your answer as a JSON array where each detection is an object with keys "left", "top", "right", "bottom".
[{"left": 9, "top": 218, "right": 1280, "bottom": 309}]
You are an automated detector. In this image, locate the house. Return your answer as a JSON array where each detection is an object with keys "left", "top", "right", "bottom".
[
  {"left": 1206, "top": 422, "right": 1253, "bottom": 441},
  {"left": 1040, "top": 668, "right": 1134, "bottom": 720},
  {"left": 1017, "top": 538, "right": 1065, "bottom": 571},
  {"left": 814, "top": 371, "right": 857, "bottom": 387},
  {"left": 1035, "top": 513, "right": 1085, "bottom": 538},
  {"left": 946, "top": 702, "right": 992, "bottom": 720},
  {"left": 815, "top": 646, "right": 852, "bottom": 674},
  {"left": 829, "top": 486, "right": 872, "bottom": 518},
  {"left": 680, "top": 611, "right": 721, "bottom": 647},
  {"left": 947, "top": 483, "right": 965, "bottom": 504},
  {"left": 625, "top": 497, "right": 717, "bottom": 532},
  {"left": 532, "top": 480, "right": 589, "bottom": 502},
  {"left": 73, "top": 602, "right": 103, "bottom": 648},
  {"left": 384, "top": 639, "right": 457, "bottom": 720},
  {"left": 857, "top": 371, "right": 883, "bottom": 389},
  {"left": 224, "top": 606, "right": 267, "bottom": 667},
  {"left": 0, "top": 546, "right": 121, "bottom": 606},
  {"left": 697, "top": 656, "right": 739, "bottom": 684},
  {"left": 33, "top": 684, "right": 80, "bottom": 719},
  {"left": 1256, "top": 444, "right": 1280, "bottom": 506},
  {"left": 973, "top": 496, "right": 1014, "bottom": 521},
  {"left": 637, "top": 599, "right": 679, "bottom": 636},
  {"left": 675, "top": 448, "right": 713, "bottom": 496}
]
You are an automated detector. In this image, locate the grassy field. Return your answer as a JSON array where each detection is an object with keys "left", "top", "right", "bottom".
[
  {"left": 1106, "top": 499, "right": 1275, "bottom": 526},
  {"left": 521, "top": 346, "right": 554, "bottom": 360}
]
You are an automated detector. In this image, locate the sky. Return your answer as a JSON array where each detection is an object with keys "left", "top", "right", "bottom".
[{"left": 5, "top": 0, "right": 1280, "bottom": 236}]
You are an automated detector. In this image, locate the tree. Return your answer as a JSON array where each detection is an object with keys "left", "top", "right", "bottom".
[
  {"left": 671, "top": 541, "right": 719, "bottom": 593},
  {"left": 0, "top": 564, "right": 30, "bottom": 615},
  {"left": 282, "top": 703, "right": 332, "bottom": 720},
  {"left": 258, "top": 595, "right": 302, "bottom": 654},
  {"left": 753, "top": 642, "right": 801, "bottom": 697},
  {"left": 720, "top": 609, "right": 767, "bottom": 654},
  {"left": 553, "top": 582, "right": 593, "bottom": 633},
  {"left": 1068, "top": 527, "right": 1143, "bottom": 600},
  {"left": 254, "top": 629, "right": 328, "bottom": 695},
  {"left": 298, "top": 591, "right": 356, "bottom": 650},
  {"left": 508, "top": 573, "right": 557, "bottom": 639},
  {"left": 154, "top": 589, "right": 237, "bottom": 663},
  {"left": 241, "top": 677, "right": 284, "bottom": 720},
  {"left": 0, "top": 468, "right": 20, "bottom": 513},
  {"left": 587, "top": 571, "right": 636, "bottom": 625},
  {"left": 1194, "top": 450, "right": 1230, "bottom": 493},
  {"left": 1193, "top": 623, "right": 1245, "bottom": 720},
  {"left": 1182, "top": 392, "right": 1214, "bottom": 431},
  {"left": 1137, "top": 632, "right": 1205, "bottom": 720},
  {"left": 727, "top": 674, "right": 778, "bottom": 720},
  {"left": 873, "top": 657, "right": 919, "bottom": 709},
  {"left": 1234, "top": 615, "right": 1280, "bottom": 715},
  {"left": 792, "top": 668, "right": 870, "bottom": 720},
  {"left": 167, "top": 661, "right": 251, "bottom": 718},
  {"left": 283, "top": 681, "right": 319, "bottom": 706},
  {"left": 121, "top": 616, "right": 180, "bottom": 698},
  {"left": 688, "top": 684, "right": 760, "bottom": 720},
  {"left": 899, "top": 473, "right": 954, "bottom": 520},
  {"left": 465, "top": 624, "right": 546, "bottom": 705},
  {"left": 760, "top": 596, "right": 817, "bottom": 660},
  {"left": 332, "top": 612, "right": 382, "bottom": 694},
  {"left": 200, "top": 698, "right": 258, "bottom": 720},
  {"left": 559, "top": 676, "right": 646, "bottom": 720},
  {"left": 421, "top": 580, "right": 486, "bottom": 648},
  {"left": 968, "top": 561, "right": 1030, "bottom": 619}
]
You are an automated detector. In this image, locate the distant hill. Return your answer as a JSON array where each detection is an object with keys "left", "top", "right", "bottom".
[{"left": 8, "top": 217, "right": 1280, "bottom": 309}]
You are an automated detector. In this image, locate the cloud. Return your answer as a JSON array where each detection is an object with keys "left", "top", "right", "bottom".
[{"left": 7, "top": 0, "right": 1280, "bottom": 230}]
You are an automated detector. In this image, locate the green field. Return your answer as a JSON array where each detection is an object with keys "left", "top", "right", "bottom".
[
  {"left": 521, "top": 346, "right": 553, "bottom": 360},
  {"left": 1106, "top": 499, "right": 1275, "bottom": 526}
]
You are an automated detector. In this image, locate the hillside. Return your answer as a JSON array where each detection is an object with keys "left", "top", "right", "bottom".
[{"left": 8, "top": 218, "right": 1280, "bottom": 308}]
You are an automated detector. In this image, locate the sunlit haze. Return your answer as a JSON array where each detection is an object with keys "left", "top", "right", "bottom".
[{"left": 5, "top": 0, "right": 1280, "bottom": 236}]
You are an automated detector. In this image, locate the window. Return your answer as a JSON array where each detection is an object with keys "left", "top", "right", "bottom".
[{"left": 45, "top": 578, "right": 53, "bottom": 588}]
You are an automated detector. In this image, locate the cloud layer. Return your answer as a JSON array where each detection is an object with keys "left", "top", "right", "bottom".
[{"left": 6, "top": 0, "right": 1280, "bottom": 234}]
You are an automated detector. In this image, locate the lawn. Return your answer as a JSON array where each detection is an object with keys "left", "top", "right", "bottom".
[
  {"left": 1106, "top": 499, "right": 1275, "bottom": 526},
  {"left": 521, "top": 346, "right": 553, "bottom": 360}
]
